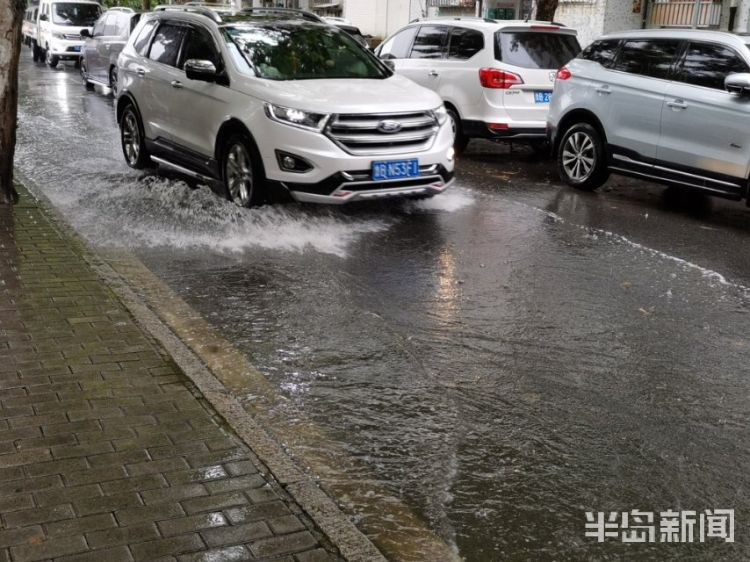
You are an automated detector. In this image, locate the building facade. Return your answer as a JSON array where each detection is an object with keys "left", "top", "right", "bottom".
[{"left": 556, "top": 0, "right": 739, "bottom": 47}]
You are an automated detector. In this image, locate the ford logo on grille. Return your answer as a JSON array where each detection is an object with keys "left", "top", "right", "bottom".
[{"left": 377, "top": 120, "right": 402, "bottom": 134}]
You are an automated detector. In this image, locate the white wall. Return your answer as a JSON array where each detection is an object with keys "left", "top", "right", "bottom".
[
  {"left": 602, "top": 0, "right": 644, "bottom": 35},
  {"left": 345, "top": 0, "right": 422, "bottom": 39},
  {"left": 555, "top": 0, "right": 607, "bottom": 47},
  {"left": 737, "top": 0, "right": 750, "bottom": 32}
]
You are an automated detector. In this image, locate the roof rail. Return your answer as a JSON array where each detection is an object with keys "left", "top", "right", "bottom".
[
  {"left": 152, "top": 4, "right": 223, "bottom": 22},
  {"left": 237, "top": 7, "right": 324, "bottom": 23},
  {"left": 107, "top": 6, "right": 135, "bottom": 12},
  {"left": 184, "top": 1, "right": 232, "bottom": 7}
]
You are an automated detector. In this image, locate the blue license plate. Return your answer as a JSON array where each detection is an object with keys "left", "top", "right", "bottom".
[
  {"left": 534, "top": 91, "right": 552, "bottom": 103},
  {"left": 372, "top": 159, "right": 419, "bottom": 181}
]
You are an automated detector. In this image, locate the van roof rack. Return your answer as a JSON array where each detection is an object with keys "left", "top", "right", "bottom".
[
  {"left": 107, "top": 6, "right": 135, "bottom": 12},
  {"left": 153, "top": 4, "right": 223, "bottom": 22}
]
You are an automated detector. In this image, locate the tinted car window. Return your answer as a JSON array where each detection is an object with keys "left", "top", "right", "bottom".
[
  {"left": 613, "top": 39, "right": 681, "bottom": 79},
  {"left": 378, "top": 27, "right": 417, "bottom": 60},
  {"left": 448, "top": 27, "right": 484, "bottom": 60},
  {"left": 102, "top": 13, "right": 118, "bottom": 36},
  {"left": 133, "top": 19, "right": 157, "bottom": 55},
  {"left": 495, "top": 32, "right": 580, "bottom": 69},
  {"left": 410, "top": 26, "right": 448, "bottom": 59},
  {"left": 224, "top": 23, "right": 387, "bottom": 80},
  {"left": 148, "top": 23, "right": 187, "bottom": 67},
  {"left": 92, "top": 13, "right": 106, "bottom": 36},
  {"left": 180, "top": 27, "right": 220, "bottom": 69},
  {"left": 580, "top": 39, "right": 619, "bottom": 67},
  {"left": 678, "top": 42, "right": 750, "bottom": 90}
]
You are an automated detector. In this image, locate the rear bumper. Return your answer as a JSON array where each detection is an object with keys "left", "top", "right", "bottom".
[
  {"left": 283, "top": 164, "right": 454, "bottom": 205},
  {"left": 462, "top": 120, "right": 547, "bottom": 140}
]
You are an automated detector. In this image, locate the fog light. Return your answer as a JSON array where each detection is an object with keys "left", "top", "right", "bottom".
[
  {"left": 275, "top": 151, "right": 313, "bottom": 173},
  {"left": 446, "top": 147, "right": 455, "bottom": 162}
]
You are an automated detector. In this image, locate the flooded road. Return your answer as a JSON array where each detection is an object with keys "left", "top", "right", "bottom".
[{"left": 15, "top": 56, "right": 750, "bottom": 561}]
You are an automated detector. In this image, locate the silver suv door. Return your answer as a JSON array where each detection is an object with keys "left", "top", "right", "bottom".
[
  {"left": 604, "top": 39, "right": 681, "bottom": 160},
  {"left": 657, "top": 41, "right": 750, "bottom": 196},
  {"left": 398, "top": 25, "right": 449, "bottom": 91}
]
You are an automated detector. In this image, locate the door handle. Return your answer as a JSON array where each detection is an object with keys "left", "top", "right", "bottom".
[
  {"left": 171, "top": 80, "right": 183, "bottom": 89},
  {"left": 595, "top": 86, "right": 611, "bottom": 95},
  {"left": 135, "top": 68, "right": 145, "bottom": 77},
  {"left": 428, "top": 70, "right": 439, "bottom": 77},
  {"left": 667, "top": 99, "right": 687, "bottom": 109}
]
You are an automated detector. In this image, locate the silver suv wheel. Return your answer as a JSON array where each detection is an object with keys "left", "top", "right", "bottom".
[
  {"left": 562, "top": 131, "right": 595, "bottom": 182},
  {"left": 557, "top": 122, "right": 609, "bottom": 191}
]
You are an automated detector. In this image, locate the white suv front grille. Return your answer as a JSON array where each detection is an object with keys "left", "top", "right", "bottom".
[{"left": 326, "top": 111, "right": 439, "bottom": 156}]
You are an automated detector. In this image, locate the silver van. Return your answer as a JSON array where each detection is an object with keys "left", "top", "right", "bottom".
[{"left": 548, "top": 29, "right": 750, "bottom": 205}]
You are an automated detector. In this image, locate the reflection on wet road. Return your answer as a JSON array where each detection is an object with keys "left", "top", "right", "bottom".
[{"left": 16, "top": 56, "right": 750, "bottom": 561}]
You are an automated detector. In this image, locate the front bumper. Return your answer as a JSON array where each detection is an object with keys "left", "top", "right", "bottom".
[
  {"left": 47, "top": 40, "right": 83, "bottom": 58},
  {"left": 283, "top": 164, "right": 455, "bottom": 204}
]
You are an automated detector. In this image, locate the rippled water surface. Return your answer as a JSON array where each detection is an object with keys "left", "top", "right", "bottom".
[{"left": 16, "top": 58, "right": 750, "bottom": 561}]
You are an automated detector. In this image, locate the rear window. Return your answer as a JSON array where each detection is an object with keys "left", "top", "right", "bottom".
[{"left": 495, "top": 31, "right": 580, "bottom": 69}]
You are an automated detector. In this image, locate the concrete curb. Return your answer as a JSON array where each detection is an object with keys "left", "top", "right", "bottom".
[{"left": 15, "top": 174, "right": 387, "bottom": 562}]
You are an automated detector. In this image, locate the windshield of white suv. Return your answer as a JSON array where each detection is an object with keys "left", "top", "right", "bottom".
[
  {"left": 52, "top": 3, "right": 101, "bottom": 26},
  {"left": 222, "top": 22, "right": 388, "bottom": 80},
  {"left": 495, "top": 31, "right": 580, "bottom": 69}
]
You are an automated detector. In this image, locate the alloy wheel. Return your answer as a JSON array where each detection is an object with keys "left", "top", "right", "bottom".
[
  {"left": 562, "top": 131, "right": 595, "bottom": 182},
  {"left": 225, "top": 143, "right": 253, "bottom": 207},
  {"left": 122, "top": 111, "right": 140, "bottom": 165}
]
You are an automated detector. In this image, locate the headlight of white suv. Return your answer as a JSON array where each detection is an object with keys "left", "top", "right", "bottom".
[
  {"left": 265, "top": 104, "right": 330, "bottom": 132},
  {"left": 52, "top": 32, "right": 66, "bottom": 40},
  {"left": 433, "top": 105, "right": 449, "bottom": 126}
]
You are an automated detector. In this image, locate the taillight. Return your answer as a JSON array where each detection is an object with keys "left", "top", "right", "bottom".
[
  {"left": 479, "top": 68, "right": 524, "bottom": 89},
  {"left": 556, "top": 67, "right": 572, "bottom": 80}
]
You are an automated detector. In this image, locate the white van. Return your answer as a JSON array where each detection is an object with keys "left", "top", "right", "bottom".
[{"left": 37, "top": 0, "right": 102, "bottom": 67}]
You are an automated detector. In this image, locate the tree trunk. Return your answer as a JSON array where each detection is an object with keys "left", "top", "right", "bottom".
[
  {"left": 535, "top": 0, "right": 559, "bottom": 22},
  {"left": 0, "top": 0, "right": 25, "bottom": 205},
  {"left": 141, "top": 0, "right": 150, "bottom": 12}
]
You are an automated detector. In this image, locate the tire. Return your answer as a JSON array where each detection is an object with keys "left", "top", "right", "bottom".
[
  {"left": 556, "top": 122, "right": 609, "bottom": 191},
  {"left": 31, "top": 42, "right": 39, "bottom": 62},
  {"left": 220, "top": 133, "right": 265, "bottom": 208},
  {"left": 447, "top": 107, "right": 469, "bottom": 155},
  {"left": 119, "top": 104, "right": 150, "bottom": 169},
  {"left": 80, "top": 60, "right": 94, "bottom": 90},
  {"left": 109, "top": 66, "right": 118, "bottom": 97},
  {"left": 45, "top": 49, "right": 59, "bottom": 68}
]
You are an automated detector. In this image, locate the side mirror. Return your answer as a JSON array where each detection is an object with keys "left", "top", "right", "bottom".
[
  {"left": 185, "top": 59, "right": 217, "bottom": 82},
  {"left": 382, "top": 59, "right": 395, "bottom": 71},
  {"left": 80, "top": 28, "right": 91, "bottom": 38},
  {"left": 39, "top": 14, "right": 48, "bottom": 21},
  {"left": 725, "top": 73, "right": 750, "bottom": 97}
]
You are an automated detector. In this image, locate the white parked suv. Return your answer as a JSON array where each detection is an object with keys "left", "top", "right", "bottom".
[
  {"left": 375, "top": 18, "right": 580, "bottom": 152},
  {"left": 37, "top": 0, "right": 102, "bottom": 67},
  {"left": 116, "top": 7, "right": 455, "bottom": 206},
  {"left": 548, "top": 29, "right": 750, "bottom": 205}
]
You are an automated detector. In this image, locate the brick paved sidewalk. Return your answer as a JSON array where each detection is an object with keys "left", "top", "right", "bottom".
[{"left": 0, "top": 188, "right": 340, "bottom": 562}]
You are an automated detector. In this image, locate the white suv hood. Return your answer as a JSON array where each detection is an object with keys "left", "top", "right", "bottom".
[{"left": 243, "top": 74, "right": 444, "bottom": 114}]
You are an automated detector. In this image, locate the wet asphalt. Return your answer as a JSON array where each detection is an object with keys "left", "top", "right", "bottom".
[{"left": 13, "top": 54, "right": 750, "bottom": 561}]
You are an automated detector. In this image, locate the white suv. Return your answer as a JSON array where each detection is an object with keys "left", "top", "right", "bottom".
[
  {"left": 548, "top": 30, "right": 750, "bottom": 205},
  {"left": 116, "top": 7, "right": 455, "bottom": 206},
  {"left": 375, "top": 18, "right": 580, "bottom": 152}
]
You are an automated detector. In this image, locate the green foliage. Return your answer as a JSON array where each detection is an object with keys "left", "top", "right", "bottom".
[{"left": 101, "top": 0, "right": 141, "bottom": 9}]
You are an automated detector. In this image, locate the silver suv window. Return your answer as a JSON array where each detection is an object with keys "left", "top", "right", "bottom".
[
  {"left": 676, "top": 41, "right": 749, "bottom": 90},
  {"left": 580, "top": 39, "right": 620, "bottom": 68},
  {"left": 148, "top": 23, "right": 188, "bottom": 67},
  {"left": 410, "top": 25, "right": 448, "bottom": 59},
  {"left": 612, "top": 39, "right": 681, "bottom": 80},
  {"left": 495, "top": 31, "right": 580, "bottom": 69},
  {"left": 378, "top": 26, "right": 417, "bottom": 60}
]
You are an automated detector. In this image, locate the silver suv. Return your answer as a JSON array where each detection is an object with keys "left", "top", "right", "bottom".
[{"left": 548, "top": 30, "right": 750, "bottom": 205}]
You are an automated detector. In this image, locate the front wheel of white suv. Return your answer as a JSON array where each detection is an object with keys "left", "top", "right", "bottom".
[
  {"left": 557, "top": 123, "right": 609, "bottom": 191},
  {"left": 447, "top": 108, "right": 469, "bottom": 155},
  {"left": 221, "top": 134, "right": 264, "bottom": 208}
]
